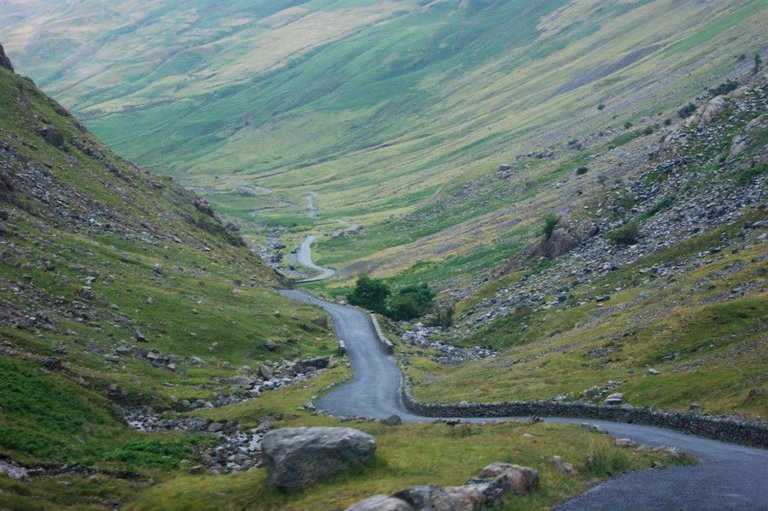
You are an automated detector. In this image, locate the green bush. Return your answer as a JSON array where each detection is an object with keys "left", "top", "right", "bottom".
[
  {"left": 347, "top": 276, "right": 390, "bottom": 314},
  {"left": 607, "top": 222, "right": 639, "bottom": 245},
  {"left": 583, "top": 443, "right": 632, "bottom": 477},
  {"left": 678, "top": 102, "right": 697, "bottom": 118},
  {"left": 542, "top": 213, "right": 560, "bottom": 239},
  {"left": 386, "top": 283, "right": 435, "bottom": 321},
  {"left": 575, "top": 166, "right": 589, "bottom": 175}
]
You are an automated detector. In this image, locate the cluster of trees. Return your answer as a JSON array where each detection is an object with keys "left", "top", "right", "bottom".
[{"left": 347, "top": 276, "right": 436, "bottom": 321}]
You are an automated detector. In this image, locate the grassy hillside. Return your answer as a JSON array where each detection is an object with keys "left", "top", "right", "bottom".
[
  {"left": 0, "top": 47, "right": 694, "bottom": 511},
  {"left": 3, "top": 1, "right": 768, "bottom": 280},
  {"left": 0, "top": 56, "right": 338, "bottom": 468}
]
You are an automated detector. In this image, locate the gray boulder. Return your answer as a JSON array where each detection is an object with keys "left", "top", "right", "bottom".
[
  {"left": 39, "top": 126, "right": 64, "bottom": 147},
  {"left": 477, "top": 462, "right": 539, "bottom": 495},
  {"left": 346, "top": 495, "right": 414, "bottom": 511},
  {"left": 394, "top": 478, "right": 508, "bottom": 511},
  {"left": 262, "top": 427, "right": 376, "bottom": 492}
]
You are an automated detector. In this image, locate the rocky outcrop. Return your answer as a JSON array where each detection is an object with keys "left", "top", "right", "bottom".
[
  {"left": 347, "top": 495, "right": 414, "bottom": 511},
  {"left": 39, "top": 126, "right": 64, "bottom": 147},
  {"left": 262, "top": 427, "right": 376, "bottom": 492},
  {"left": 346, "top": 461, "right": 539, "bottom": 511},
  {"left": 477, "top": 462, "right": 539, "bottom": 496},
  {"left": 543, "top": 219, "right": 598, "bottom": 258},
  {"left": 0, "top": 44, "right": 13, "bottom": 72}
]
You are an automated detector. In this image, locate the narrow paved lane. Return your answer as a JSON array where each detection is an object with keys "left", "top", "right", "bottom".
[
  {"left": 294, "top": 236, "right": 336, "bottom": 282},
  {"left": 281, "top": 289, "right": 768, "bottom": 510}
]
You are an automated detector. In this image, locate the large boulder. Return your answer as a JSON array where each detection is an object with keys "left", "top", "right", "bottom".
[
  {"left": 262, "top": 427, "right": 376, "bottom": 492},
  {"left": 346, "top": 495, "right": 414, "bottom": 511},
  {"left": 477, "top": 462, "right": 539, "bottom": 495}
]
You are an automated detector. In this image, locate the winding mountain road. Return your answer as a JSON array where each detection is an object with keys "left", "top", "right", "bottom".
[
  {"left": 280, "top": 260, "right": 768, "bottom": 509},
  {"left": 293, "top": 235, "right": 336, "bottom": 282}
]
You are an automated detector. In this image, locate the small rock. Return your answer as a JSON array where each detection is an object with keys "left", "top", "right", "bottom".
[
  {"left": 39, "top": 357, "right": 62, "bottom": 370},
  {"left": 615, "top": 438, "right": 637, "bottom": 448},
  {"left": 552, "top": 456, "right": 577, "bottom": 475},
  {"left": 152, "top": 264, "right": 164, "bottom": 276},
  {"left": 648, "top": 368, "right": 660, "bottom": 375},
  {"left": 603, "top": 393, "right": 623, "bottom": 405},
  {"left": 381, "top": 415, "right": 402, "bottom": 426},
  {"left": 135, "top": 328, "right": 149, "bottom": 343}
]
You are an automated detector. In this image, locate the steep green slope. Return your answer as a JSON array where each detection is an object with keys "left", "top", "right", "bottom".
[
  {"left": 404, "top": 74, "right": 768, "bottom": 420},
  {"left": 4, "top": 0, "right": 767, "bottom": 281},
  {"left": 0, "top": 55, "right": 336, "bottom": 470}
]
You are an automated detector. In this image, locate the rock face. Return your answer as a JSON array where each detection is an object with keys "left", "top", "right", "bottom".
[
  {"left": 39, "top": 126, "right": 64, "bottom": 147},
  {"left": 262, "top": 427, "right": 376, "bottom": 492},
  {"left": 346, "top": 461, "right": 540, "bottom": 511},
  {"left": 346, "top": 495, "right": 414, "bottom": 511},
  {"left": 0, "top": 44, "right": 13, "bottom": 72},
  {"left": 543, "top": 219, "right": 599, "bottom": 258}
]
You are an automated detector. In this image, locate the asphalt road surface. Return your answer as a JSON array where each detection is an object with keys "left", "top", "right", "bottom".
[
  {"left": 294, "top": 235, "right": 336, "bottom": 282},
  {"left": 281, "top": 289, "right": 768, "bottom": 510}
]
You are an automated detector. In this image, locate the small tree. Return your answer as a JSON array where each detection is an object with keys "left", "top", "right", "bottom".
[
  {"left": 386, "top": 284, "right": 435, "bottom": 321},
  {"left": 606, "top": 222, "right": 639, "bottom": 246},
  {"left": 678, "top": 102, "right": 697, "bottom": 119},
  {"left": 576, "top": 166, "right": 589, "bottom": 175},
  {"left": 754, "top": 53, "right": 763, "bottom": 74},
  {"left": 597, "top": 104, "right": 605, "bottom": 112},
  {"left": 347, "top": 276, "right": 390, "bottom": 314},
  {"left": 542, "top": 213, "right": 560, "bottom": 239}
]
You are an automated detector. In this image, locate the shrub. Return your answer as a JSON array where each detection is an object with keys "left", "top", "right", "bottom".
[
  {"left": 575, "top": 166, "right": 589, "bottom": 175},
  {"left": 347, "top": 276, "right": 391, "bottom": 314},
  {"left": 678, "top": 102, "right": 697, "bottom": 119},
  {"left": 542, "top": 213, "right": 560, "bottom": 239},
  {"left": 386, "top": 283, "right": 435, "bottom": 321},
  {"left": 606, "top": 222, "right": 639, "bottom": 245},
  {"left": 430, "top": 305, "right": 455, "bottom": 327},
  {"left": 583, "top": 443, "right": 632, "bottom": 477},
  {"left": 708, "top": 80, "right": 738, "bottom": 97}
]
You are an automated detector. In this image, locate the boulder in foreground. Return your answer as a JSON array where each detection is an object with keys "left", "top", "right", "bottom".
[{"left": 262, "top": 427, "right": 376, "bottom": 492}]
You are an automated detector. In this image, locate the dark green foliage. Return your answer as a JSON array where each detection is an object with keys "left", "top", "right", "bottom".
[
  {"left": 597, "top": 104, "right": 605, "bottom": 111},
  {"left": 708, "top": 79, "right": 738, "bottom": 97},
  {"left": 607, "top": 222, "right": 640, "bottom": 245},
  {"left": 431, "top": 305, "right": 455, "bottom": 327},
  {"left": 642, "top": 126, "right": 654, "bottom": 136},
  {"left": 105, "top": 438, "right": 200, "bottom": 468},
  {"left": 0, "top": 358, "right": 130, "bottom": 462},
  {"left": 624, "top": 121, "right": 633, "bottom": 129},
  {"left": 542, "top": 213, "right": 561, "bottom": 239},
  {"left": 347, "top": 276, "right": 391, "bottom": 314},
  {"left": 678, "top": 102, "right": 697, "bottom": 118},
  {"left": 754, "top": 53, "right": 762, "bottom": 74},
  {"left": 576, "top": 166, "right": 589, "bottom": 175},
  {"left": 386, "top": 284, "right": 435, "bottom": 321},
  {"left": 664, "top": 118, "right": 673, "bottom": 126}
]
